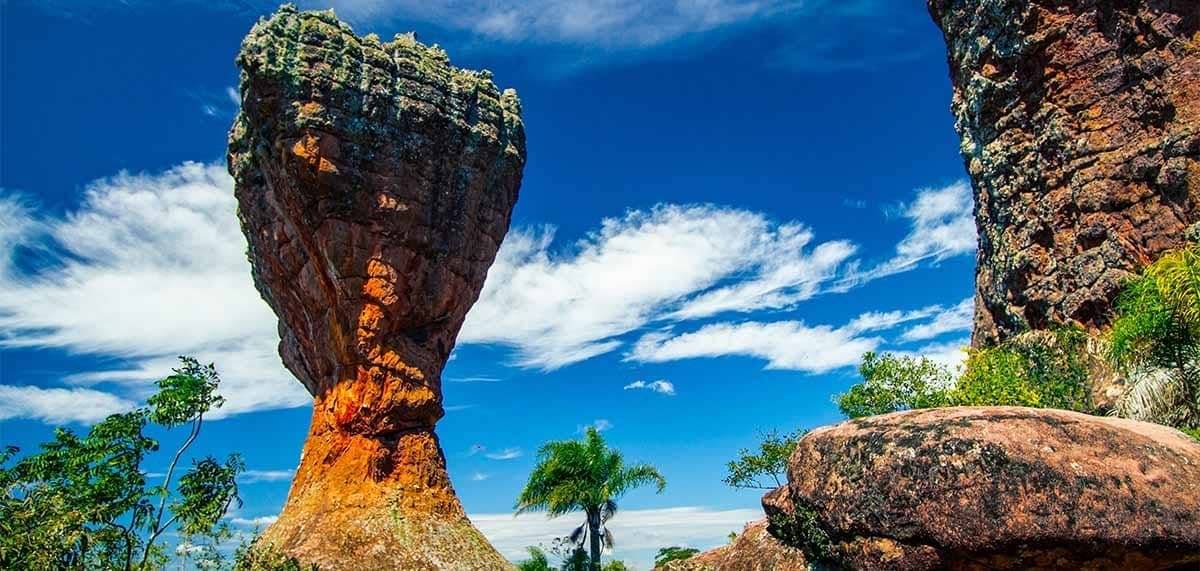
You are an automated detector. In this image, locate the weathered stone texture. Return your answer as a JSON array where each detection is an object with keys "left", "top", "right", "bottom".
[
  {"left": 767, "top": 407, "right": 1200, "bottom": 570},
  {"left": 227, "top": 5, "right": 524, "bottom": 568},
  {"left": 659, "top": 519, "right": 809, "bottom": 571},
  {"left": 929, "top": 0, "right": 1200, "bottom": 345}
]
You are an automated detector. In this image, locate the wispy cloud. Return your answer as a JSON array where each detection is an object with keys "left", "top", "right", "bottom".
[
  {"left": 0, "top": 161, "right": 974, "bottom": 425},
  {"left": 580, "top": 418, "right": 613, "bottom": 432},
  {"left": 471, "top": 472, "right": 490, "bottom": 481},
  {"left": 623, "top": 379, "right": 676, "bottom": 396},
  {"left": 0, "top": 163, "right": 309, "bottom": 422},
  {"left": 460, "top": 205, "right": 856, "bottom": 369},
  {"left": 229, "top": 515, "right": 279, "bottom": 527},
  {"left": 240, "top": 469, "right": 295, "bottom": 484},
  {"left": 628, "top": 321, "right": 881, "bottom": 373},
  {"left": 445, "top": 375, "right": 505, "bottom": 383},
  {"left": 867, "top": 181, "right": 975, "bottom": 278},
  {"left": 901, "top": 298, "right": 973, "bottom": 342},
  {"left": 485, "top": 447, "right": 523, "bottom": 461},
  {"left": 0, "top": 384, "right": 136, "bottom": 425}
]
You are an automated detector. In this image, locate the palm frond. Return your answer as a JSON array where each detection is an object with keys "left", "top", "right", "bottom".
[
  {"left": 602, "top": 526, "right": 614, "bottom": 549},
  {"left": 1146, "top": 245, "right": 1200, "bottom": 330},
  {"left": 568, "top": 523, "right": 586, "bottom": 546},
  {"left": 1112, "top": 367, "right": 1185, "bottom": 424}
]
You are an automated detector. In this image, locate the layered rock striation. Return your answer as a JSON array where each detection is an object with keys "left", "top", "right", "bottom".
[
  {"left": 227, "top": 5, "right": 524, "bottom": 568},
  {"left": 765, "top": 407, "right": 1200, "bottom": 570},
  {"left": 930, "top": 0, "right": 1200, "bottom": 345}
]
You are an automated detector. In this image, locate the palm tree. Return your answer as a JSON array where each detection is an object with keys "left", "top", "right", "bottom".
[
  {"left": 515, "top": 427, "right": 666, "bottom": 571},
  {"left": 1109, "top": 243, "right": 1200, "bottom": 429}
]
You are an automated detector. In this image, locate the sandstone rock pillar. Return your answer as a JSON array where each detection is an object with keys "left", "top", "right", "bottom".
[
  {"left": 929, "top": 0, "right": 1199, "bottom": 345},
  {"left": 227, "top": 6, "right": 524, "bottom": 568}
]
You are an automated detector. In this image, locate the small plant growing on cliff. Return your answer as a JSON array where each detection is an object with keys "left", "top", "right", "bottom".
[
  {"left": 1108, "top": 244, "right": 1200, "bottom": 430},
  {"left": 723, "top": 428, "right": 807, "bottom": 489},
  {"left": 955, "top": 327, "right": 1092, "bottom": 411},
  {"left": 0, "top": 357, "right": 244, "bottom": 570},
  {"left": 515, "top": 427, "right": 666, "bottom": 571}
]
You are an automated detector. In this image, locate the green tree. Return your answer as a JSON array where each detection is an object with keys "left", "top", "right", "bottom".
[
  {"left": 654, "top": 546, "right": 700, "bottom": 567},
  {"left": 0, "top": 357, "right": 244, "bottom": 570},
  {"left": 836, "top": 352, "right": 954, "bottom": 418},
  {"left": 1109, "top": 246, "right": 1200, "bottom": 429},
  {"left": 516, "top": 546, "right": 554, "bottom": 571},
  {"left": 516, "top": 427, "right": 666, "bottom": 571},
  {"left": 722, "top": 429, "right": 805, "bottom": 490}
]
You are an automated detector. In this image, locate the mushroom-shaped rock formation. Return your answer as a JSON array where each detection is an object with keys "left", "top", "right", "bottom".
[
  {"left": 227, "top": 6, "right": 524, "bottom": 568},
  {"left": 930, "top": 0, "right": 1200, "bottom": 345},
  {"left": 765, "top": 407, "right": 1200, "bottom": 570}
]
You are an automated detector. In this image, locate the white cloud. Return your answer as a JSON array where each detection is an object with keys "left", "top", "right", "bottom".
[
  {"left": 878, "top": 181, "right": 975, "bottom": 274},
  {"left": 308, "top": 0, "right": 802, "bottom": 49},
  {"left": 240, "top": 469, "right": 295, "bottom": 483},
  {"left": 485, "top": 447, "right": 523, "bottom": 460},
  {"left": 471, "top": 472, "right": 490, "bottom": 481},
  {"left": 0, "top": 162, "right": 310, "bottom": 422},
  {"left": 460, "top": 205, "right": 855, "bottom": 369},
  {"left": 471, "top": 506, "right": 761, "bottom": 565},
  {"left": 0, "top": 384, "right": 136, "bottom": 425},
  {"left": 623, "top": 379, "right": 676, "bottom": 396},
  {"left": 628, "top": 321, "right": 880, "bottom": 373},
  {"left": 0, "top": 160, "right": 974, "bottom": 418},
  {"left": 844, "top": 305, "right": 940, "bottom": 335},
  {"left": 897, "top": 338, "right": 970, "bottom": 371},
  {"left": 901, "top": 298, "right": 973, "bottom": 342},
  {"left": 467, "top": 444, "right": 488, "bottom": 457},
  {"left": 590, "top": 418, "right": 613, "bottom": 432},
  {"left": 229, "top": 515, "right": 279, "bottom": 527}
]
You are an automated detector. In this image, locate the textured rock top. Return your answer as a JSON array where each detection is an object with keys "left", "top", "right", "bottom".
[
  {"left": 929, "top": 0, "right": 1199, "bottom": 344},
  {"left": 230, "top": 4, "right": 523, "bottom": 176},
  {"left": 767, "top": 406, "right": 1200, "bottom": 570}
]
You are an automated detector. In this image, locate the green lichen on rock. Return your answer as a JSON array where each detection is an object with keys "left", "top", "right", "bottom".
[{"left": 228, "top": 3, "right": 525, "bottom": 196}]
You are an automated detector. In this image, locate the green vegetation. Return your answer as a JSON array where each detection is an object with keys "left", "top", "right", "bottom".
[
  {"left": 836, "top": 352, "right": 953, "bottom": 418},
  {"left": 516, "top": 546, "right": 554, "bottom": 571},
  {"left": 832, "top": 242, "right": 1200, "bottom": 440},
  {"left": 836, "top": 327, "right": 1091, "bottom": 419},
  {"left": 654, "top": 546, "right": 700, "bottom": 567},
  {"left": 516, "top": 544, "right": 633, "bottom": 571},
  {"left": 1108, "top": 244, "right": 1200, "bottom": 431},
  {"left": 956, "top": 327, "right": 1091, "bottom": 411},
  {"left": 722, "top": 428, "right": 806, "bottom": 490},
  {"left": 515, "top": 427, "right": 666, "bottom": 571},
  {"left": 0, "top": 357, "right": 243, "bottom": 570}
]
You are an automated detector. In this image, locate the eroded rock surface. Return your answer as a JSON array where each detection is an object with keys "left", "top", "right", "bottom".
[
  {"left": 659, "top": 519, "right": 809, "bottom": 571},
  {"left": 766, "top": 407, "right": 1200, "bottom": 570},
  {"left": 930, "top": 0, "right": 1200, "bottom": 344},
  {"left": 227, "top": 5, "right": 524, "bottom": 568}
]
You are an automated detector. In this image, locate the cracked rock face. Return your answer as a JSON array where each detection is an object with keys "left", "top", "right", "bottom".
[
  {"left": 227, "top": 5, "right": 524, "bottom": 568},
  {"left": 929, "top": 0, "right": 1200, "bottom": 345},
  {"left": 765, "top": 407, "right": 1200, "bottom": 570}
]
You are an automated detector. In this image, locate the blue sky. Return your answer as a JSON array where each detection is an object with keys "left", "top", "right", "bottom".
[{"left": 0, "top": 0, "right": 975, "bottom": 567}]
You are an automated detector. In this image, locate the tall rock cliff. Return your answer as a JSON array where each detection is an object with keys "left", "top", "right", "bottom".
[
  {"left": 227, "top": 6, "right": 525, "bottom": 568},
  {"left": 930, "top": 0, "right": 1200, "bottom": 345}
]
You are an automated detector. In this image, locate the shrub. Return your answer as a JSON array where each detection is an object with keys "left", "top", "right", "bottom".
[{"left": 837, "top": 352, "right": 954, "bottom": 418}]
